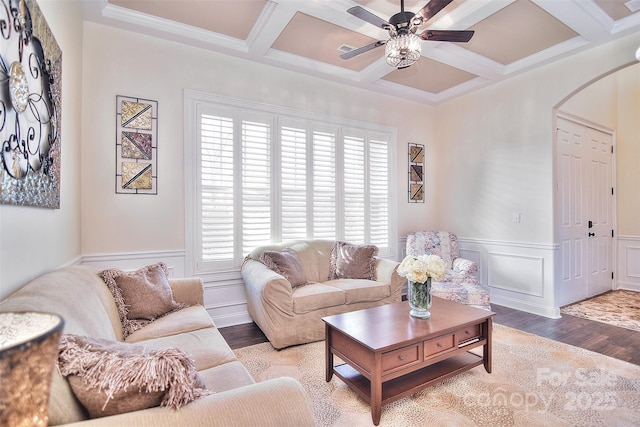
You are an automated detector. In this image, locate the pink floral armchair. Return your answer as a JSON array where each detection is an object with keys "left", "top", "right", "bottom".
[{"left": 406, "top": 231, "right": 490, "bottom": 311}]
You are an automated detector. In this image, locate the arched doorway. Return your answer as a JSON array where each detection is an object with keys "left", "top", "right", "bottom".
[{"left": 554, "top": 61, "right": 640, "bottom": 304}]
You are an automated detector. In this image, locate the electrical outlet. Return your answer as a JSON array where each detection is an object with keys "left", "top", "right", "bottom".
[{"left": 512, "top": 212, "right": 521, "bottom": 223}]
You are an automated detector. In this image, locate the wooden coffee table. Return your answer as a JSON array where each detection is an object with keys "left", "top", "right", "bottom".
[{"left": 322, "top": 298, "right": 494, "bottom": 425}]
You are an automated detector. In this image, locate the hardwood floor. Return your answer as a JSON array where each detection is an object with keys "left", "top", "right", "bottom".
[{"left": 219, "top": 304, "right": 640, "bottom": 365}]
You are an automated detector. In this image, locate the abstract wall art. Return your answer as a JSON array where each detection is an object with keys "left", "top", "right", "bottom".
[
  {"left": 0, "top": 0, "right": 62, "bottom": 208},
  {"left": 408, "top": 143, "right": 424, "bottom": 203},
  {"left": 115, "top": 95, "right": 157, "bottom": 194}
]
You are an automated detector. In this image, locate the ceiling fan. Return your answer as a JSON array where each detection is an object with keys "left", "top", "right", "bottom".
[{"left": 341, "top": 0, "right": 474, "bottom": 69}]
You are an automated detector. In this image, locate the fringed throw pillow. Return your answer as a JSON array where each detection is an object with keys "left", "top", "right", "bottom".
[
  {"left": 260, "top": 248, "right": 308, "bottom": 288},
  {"left": 330, "top": 241, "right": 378, "bottom": 280},
  {"left": 99, "top": 262, "right": 187, "bottom": 339},
  {"left": 57, "top": 335, "right": 211, "bottom": 418}
]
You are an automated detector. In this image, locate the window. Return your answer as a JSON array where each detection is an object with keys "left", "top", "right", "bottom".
[{"left": 185, "top": 91, "right": 397, "bottom": 273}]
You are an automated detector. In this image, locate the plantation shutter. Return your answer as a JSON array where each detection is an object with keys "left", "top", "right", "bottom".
[
  {"left": 189, "top": 92, "right": 396, "bottom": 272},
  {"left": 199, "top": 113, "right": 235, "bottom": 263},
  {"left": 312, "top": 129, "right": 336, "bottom": 239},
  {"left": 369, "top": 137, "right": 390, "bottom": 247},
  {"left": 241, "top": 117, "right": 272, "bottom": 256},
  {"left": 343, "top": 133, "right": 366, "bottom": 244},
  {"left": 280, "top": 123, "right": 308, "bottom": 241}
]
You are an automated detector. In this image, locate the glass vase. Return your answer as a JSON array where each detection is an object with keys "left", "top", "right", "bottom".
[{"left": 408, "top": 278, "right": 432, "bottom": 319}]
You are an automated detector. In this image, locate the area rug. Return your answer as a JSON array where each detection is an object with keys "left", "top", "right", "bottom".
[
  {"left": 235, "top": 324, "right": 640, "bottom": 426},
  {"left": 561, "top": 290, "right": 640, "bottom": 332}
]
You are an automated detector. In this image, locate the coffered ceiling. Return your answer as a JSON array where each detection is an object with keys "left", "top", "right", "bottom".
[{"left": 83, "top": 0, "right": 640, "bottom": 105}]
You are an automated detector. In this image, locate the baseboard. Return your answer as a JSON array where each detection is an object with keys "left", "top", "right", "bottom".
[
  {"left": 617, "top": 282, "right": 640, "bottom": 292},
  {"left": 209, "top": 311, "right": 253, "bottom": 328},
  {"left": 491, "top": 295, "right": 561, "bottom": 319}
]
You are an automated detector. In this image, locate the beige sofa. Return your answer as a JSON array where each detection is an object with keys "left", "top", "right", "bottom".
[
  {"left": 242, "top": 240, "right": 404, "bottom": 349},
  {"left": 0, "top": 265, "right": 315, "bottom": 426}
]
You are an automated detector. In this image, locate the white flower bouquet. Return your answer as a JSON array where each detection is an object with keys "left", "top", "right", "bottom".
[
  {"left": 397, "top": 254, "right": 446, "bottom": 283},
  {"left": 397, "top": 254, "right": 446, "bottom": 318}
]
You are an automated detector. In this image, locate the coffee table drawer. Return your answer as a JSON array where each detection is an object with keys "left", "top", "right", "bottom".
[
  {"left": 424, "top": 334, "right": 455, "bottom": 358},
  {"left": 382, "top": 344, "right": 420, "bottom": 372},
  {"left": 457, "top": 324, "right": 481, "bottom": 344}
]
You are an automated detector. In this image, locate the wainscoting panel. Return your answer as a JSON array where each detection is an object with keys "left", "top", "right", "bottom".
[
  {"left": 200, "top": 270, "right": 253, "bottom": 327},
  {"left": 617, "top": 236, "right": 640, "bottom": 292},
  {"left": 487, "top": 253, "right": 544, "bottom": 297},
  {"left": 458, "top": 238, "right": 559, "bottom": 318},
  {"left": 399, "top": 236, "right": 558, "bottom": 318}
]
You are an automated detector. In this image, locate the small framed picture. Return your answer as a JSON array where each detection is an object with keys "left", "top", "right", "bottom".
[
  {"left": 115, "top": 95, "right": 158, "bottom": 195},
  {"left": 408, "top": 143, "right": 424, "bottom": 203}
]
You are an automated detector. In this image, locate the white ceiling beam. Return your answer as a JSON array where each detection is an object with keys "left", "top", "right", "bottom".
[
  {"left": 503, "top": 36, "right": 591, "bottom": 75},
  {"left": 422, "top": 43, "right": 506, "bottom": 79},
  {"left": 534, "top": 0, "right": 613, "bottom": 42},
  {"left": 100, "top": 2, "right": 249, "bottom": 53},
  {"left": 246, "top": 2, "right": 297, "bottom": 56},
  {"left": 429, "top": 0, "right": 517, "bottom": 30}
]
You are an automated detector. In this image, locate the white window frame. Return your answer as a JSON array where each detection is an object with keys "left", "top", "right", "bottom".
[{"left": 184, "top": 89, "right": 398, "bottom": 276}]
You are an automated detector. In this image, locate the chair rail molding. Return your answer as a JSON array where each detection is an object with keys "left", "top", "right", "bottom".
[{"left": 81, "top": 235, "right": 577, "bottom": 328}]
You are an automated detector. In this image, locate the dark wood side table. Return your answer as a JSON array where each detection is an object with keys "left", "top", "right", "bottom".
[{"left": 322, "top": 298, "right": 494, "bottom": 425}]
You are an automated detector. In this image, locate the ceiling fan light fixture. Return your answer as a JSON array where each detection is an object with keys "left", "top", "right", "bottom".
[{"left": 385, "top": 33, "right": 422, "bottom": 68}]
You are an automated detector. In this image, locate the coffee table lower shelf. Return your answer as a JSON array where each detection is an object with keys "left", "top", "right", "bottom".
[{"left": 333, "top": 351, "right": 483, "bottom": 406}]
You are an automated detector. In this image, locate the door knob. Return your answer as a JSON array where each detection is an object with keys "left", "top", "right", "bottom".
[{"left": 588, "top": 232, "right": 595, "bottom": 237}]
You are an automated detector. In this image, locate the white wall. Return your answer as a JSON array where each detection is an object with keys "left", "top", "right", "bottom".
[
  {"left": 0, "top": 0, "right": 83, "bottom": 300},
  {"left": 434, "top": 33, "right": 640, "bottom": 316},
  {"left": 80, "top": 22, "right": 436, "bottom": 258},
  {"left": 79, "top": 22, "right": 438, "bottom": 324}
]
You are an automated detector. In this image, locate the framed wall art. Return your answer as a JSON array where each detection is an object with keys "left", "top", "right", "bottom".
[
  {"left": 408, "top": 143, "right": 424, "bottom": 203},
  {"left": 115, "top": 95, "right": 157, "bottom": 194},
  {"left": 0, "top": 0, "right": 62, "bottom": 208}
]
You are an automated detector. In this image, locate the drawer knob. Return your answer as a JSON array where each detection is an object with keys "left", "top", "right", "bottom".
[
  {"left": 437, "top": 342, "right": 443, "bottom": 348},
  {"left": 399, "top": 355, "right": 404, "bottom": 360},
  {"left": 465, "top": 330, "right": 471, "bottom": 335}
]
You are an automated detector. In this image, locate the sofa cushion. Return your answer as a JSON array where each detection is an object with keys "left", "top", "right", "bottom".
[
  {"left": 99, "top": 263, "right": 187, "bottom": 339},
  {"left": 292, "top": 282, "right": 345, "bottom": 314},
  {"left": 133, "top": 327, "right": 237, "bottom": 371},
  {"left": 246, "top": 240, "right": 333, "bottom": 283},
  {"left": 260, "top": 249, "right": 308, "bottom": 288},
  {"left": 326, "top": 279, "right": 391, "bottom": 304},
  {"left": 198, "top": 361, "right": 255, "bottom": 393},
  {"left": 124, "top": 305, "right": 214, "bottom": 343},
  {"left": 57, "top": 335, "right": 211, "bottom": 419},
  {"left": 330, "top": 241, "right": 378, "bottom": 280}
]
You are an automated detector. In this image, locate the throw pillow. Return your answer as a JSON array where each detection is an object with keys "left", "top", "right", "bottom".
[
  {"left": 330, "top": 241, "right": 378, "bottom": 280},
  {"left": 99, "top": 262, "right": 187, "bottom": 339},
  {"left": 57, "top": 334, "right": 211, "bottom": 418},
  {"left": 260, "top": 248, "right": 308, "bottom": 288}
]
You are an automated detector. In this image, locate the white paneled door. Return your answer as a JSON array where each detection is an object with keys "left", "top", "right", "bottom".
[{"left": 556, "top": 115, "right": 614, "bottom": 306}]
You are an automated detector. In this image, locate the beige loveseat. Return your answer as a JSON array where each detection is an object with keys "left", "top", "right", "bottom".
[
  {"left": 0, "top": 265, "right": 315, "bottom": 426},
  {"left": 242, "top": 240, "right": 404, "bottom": 349}
]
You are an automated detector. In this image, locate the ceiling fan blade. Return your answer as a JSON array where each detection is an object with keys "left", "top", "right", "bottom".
[
  {"left": 416, "top": 0, "right": 454, "bottom": 22},
  {"left": 420, "top": 30, "right": 474, "bottom": 42},
  {"left": 347, "top": 6, "right": 389, "bottom": 30},
  {"left": 340, "top": 40, "right": 386, "bottom": 60}
]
